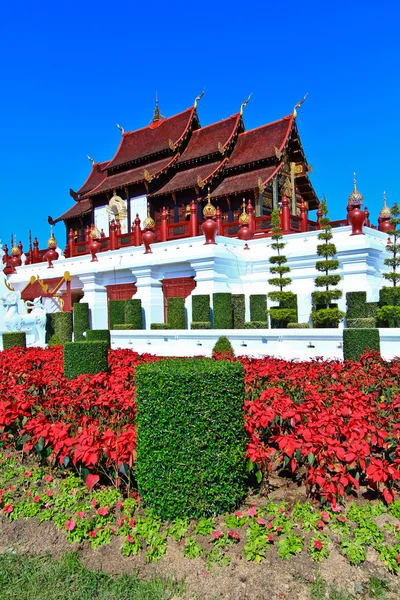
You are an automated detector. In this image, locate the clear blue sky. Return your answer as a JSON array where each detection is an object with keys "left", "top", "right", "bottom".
[{"left": 0, "top": 0, "right": 398, "bottom": 250}]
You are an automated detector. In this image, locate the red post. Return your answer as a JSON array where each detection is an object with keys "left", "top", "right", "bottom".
[
  {"left": 2, "top": 244, "right": 9, "bottom": 264},
  {"left": 161, "top": 207, "right": 168, "bottom": 242},
  {"left": 280, "top": 195, "right": 290, "bottom": 234},
  {"left": 216, "top": 206, "right": 223, "bottom": 236},
  {"left": 133, "top": 214, "right": 141, "bottom": 246},
  {"left": 100, "top": 228, "right": 105, "bottom": 239},
  {"left": 316, "top": 205, "right": 322, "bottom": 230},
  {"left": 84, "top": 225, "right": 90, "bottom": 244},
  {"left": 190, "top": 200, "right": 198, "bottom": 237},
  {"left": 109, "top": 220, "right": 116, "bottom": 250},
  {"left": 364, "top": 206, "right": 370, "bottom": 227},
  {"left": 300, "top": 197, "right": 308, "bottom": 232},
  {"left": 68, "top": 228, "right": 75, "bottom": 257},
  {"left": 247, "top": 199, "right": 255, "bottom": 233},
  {"left": 33, "top": 238, "right": 40, "bottom": 262}
]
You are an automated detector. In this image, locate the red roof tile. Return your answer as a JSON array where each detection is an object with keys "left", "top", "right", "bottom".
[
  {"left": 150, "top": 160, "right": 225, "bottom": 197},
  {"left": 77, "top": 162, "right": 109, "bottom": 196},
  {"left": 106, "top": 108, "right": 196, "bottom": 170},
  {"left": 54, "top": 198, "right": 92, "bottom": 223},
  {"left": 227, "top": 116, "right": 292, "bottom": 169},
  {"left": 210, "top": 164, "right": 281, "bottom": 199},
  {"left": 86, "top": 156, "right": 177, "bottom": 197},
  {"left": 176, "top": 114, "right": 241, "bottom": 164}
]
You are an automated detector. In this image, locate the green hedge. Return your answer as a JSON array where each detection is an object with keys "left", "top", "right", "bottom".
[
  {"left": 54, "top": 312, "right": 73, "bottom": 343},
  {"left": 232, "top": 294, "right": 245, "bottom": 329},
  {"left": 73, "top": 303, "right": 90, "bottom": 341},
  {"left": 167, "top": 297, "right": 186, "bottom": 329},
  {"left": 269, "top": 292, "right": 298, "bottom": 329},
  {"left": 109, "top": 300, "right": 125, "bottom": 330},
  {"left": 190, "top": 321, "right": 211, "bottom": 329},
  {"left": 47, "top": 334, "right": 63, "bottom": 347},
  {"left": 114, "top": 324, "right": 133, "bottom": 330},
  {"left": 192, "top": 295, "right": 210, "bottom": 323},
  {"left": 288, "top": 322, "right": 311, "bottom": 329},
  {"left": 46, "top": 313, "right": 57, "bottom": 343},
  {"left": 64, "top": 341, "right": 109, "bottom": 379},
  {"left": 86, "top": 329, "right": 111, "bottom": 346},
  {"left": 379, "top": 286, "right": 400, "bottom": 307},
  {"left": 212, "top": 336, "right": 234, "bottom": 356},
  {"left": 151, "top": 323, "right": 172, "bottom": 330},
  {"left": 135, "top": 358, "right": 246, "bottom": 519},
  {"left": 365, "top": 302, "right": 378, "bottom": 317},
  {"left": 125, "top": 299, "right": 143, "bottom": 330},
  {"left": 244, "top": 321, "right": 268, "bottom": 329},
  {"left": 346, "top": 292, "right": 367, "bottom": 319},
  {"left": 346, "top": 317, "right": 376, "bottom": 329},
  {"left": 311, "top": 307, "right": 344, "bottom": 328},
  {"left": 250, "top": 295, "right": 268, "bottom": 322},
  {"left": 213, "top": 293, "right": 233, "bottom": 329},
  {"left": 343, "top": 329, "right": 381, "bottom": 361},
  {"left": 2, "top": 332, "right": 26, "bottom": 349}
]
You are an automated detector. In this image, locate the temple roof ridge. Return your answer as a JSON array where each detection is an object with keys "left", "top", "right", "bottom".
[{"left": 76, "top": 160, "right": 109, "bottom": 197}]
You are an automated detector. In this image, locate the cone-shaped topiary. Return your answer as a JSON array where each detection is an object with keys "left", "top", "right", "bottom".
[{"left": 377, "top": 203, "right": 400, "bottom": 327}]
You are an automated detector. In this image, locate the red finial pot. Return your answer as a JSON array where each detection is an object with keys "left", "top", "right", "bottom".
[
  {"left": 44, "top": 247, "right": 59, "bottom": 268},
  {"left": 348, "top": 204, "right": 365, "bottom": 235},
  {"left": 89, "top": 238, "right": 102, "bottom": 262},
  {"left": 142, "top": 228, "right": 156, "bottom": 253},
  {"left": 202, "top": 218, "right": 218, "bottom": 245}
]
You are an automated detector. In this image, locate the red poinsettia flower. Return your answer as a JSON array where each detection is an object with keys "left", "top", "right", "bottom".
[
  {"left": 314, "top": 539, "right": 323, "bottom": 550},
  {"left": 65, "top": 519, "right": 76, "bottom": 531}
]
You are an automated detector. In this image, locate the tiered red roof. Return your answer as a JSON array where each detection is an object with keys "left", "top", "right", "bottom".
[
  {"left": 151, "top": 160, "right": 226, "bottom": 197},
  {"left": 54, "top": 198, "right": 92, "bottom": 223},
  {"left": 176, "top": 114, "right": 241, "bottom": 164},
  {"left": 210, "top": 164, "right": 282, "bottom": 199},
  {"left": 76, "top": 161, "right": 109, "bottom": 196}
]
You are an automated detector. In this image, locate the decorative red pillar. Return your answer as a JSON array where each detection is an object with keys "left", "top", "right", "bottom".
[
  {"left": 133, "top": 214, "right": 142, "bottom": 246},
  {"left": 316, "top": 205, "right": 322, "bottom": 230},
  {"left": 216, "top": 206, "right": 223, "bottom": 236},
  {"left": 280, "top": 195, "right": 290, "bottom": 234},
  {"left": 9, "top": 246, "right": 22, "bottom": 273},
  {"left": 115, "top": 218, "right": 121, "bottom": 249},
  {"left": 33, "top": 238, "right": 40, "bottom": 262},
  {"left": 84, "top": 225, "right": 90, "bottom": 245},
  {"left": 190, "top": 200, "right": 198, "bottom": 237},
  {"left": 142, "top": 211, "right": 156, "bottom": 254},
  {"left": 2, "top": 244, "right": 9, "bottom": 264},
  {"left": 44, "top": 233, "right": 59, "bottom": 268},
  {"left": 89, "top": 227, "right": 102, "bottom": 262},
  {"left": 68, "top": 228, "right": 74, "bottom": 257},
  {"left": 364, "top": 206, "right": 370, "bottom": 227},
  {"left": 160, "top": 207, "right": 168, "bottom": 242},
  {"left": 300, "top": 197, "right": 308, "bottom": 232},
  {"left": 378, "top": 193, "right": 392, "bottom": 233},
  {"left": 109, "top": 220, "right": 117, "bottom": 250},
  {"left": 100, "top": 228, "right": 105, "bottom": 239},
  {"left": 247, "top": 199, "right": 255, "bottom": 233},
  {"left": 201, "top": 194, "right": 218, "bottom": 245},
  {"left": 347, "top": 173, "right": 365, "bottom": 235}
]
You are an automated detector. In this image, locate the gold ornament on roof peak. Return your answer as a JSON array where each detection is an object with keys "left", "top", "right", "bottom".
[
  {"left": 47, "top": 232, "right": 57, "bottom": 248},
  {"left": 90, "top": 226, "right": 100, "bottom": 239},
  {"left": 203, "top": 188, "right": 216, "bottom": 218},
  {"left": 11, "top": 245, "right": 20, "bottom": 256},
  {"left": 348, "top": 172, "right": 363, "bottom": 205},
  {"left": 380, "top": 191, "right": 392, "bottom": 219},
  {"left": 151, "top": 91, "right": 165, "bottom": 123},
  {"left": 240, "top": 93, "right": 253, "bottom": 116},
  {"left": 239, "top": 199, "right": 250, "bottom": 225},
  {"left": 193, "top": 90, "right": 205, "bottom": 109},
  {"left": 143, "top": 204, "right": 155, "bottom": 229}
]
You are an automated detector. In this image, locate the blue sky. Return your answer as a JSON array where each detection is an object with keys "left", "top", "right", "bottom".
[{"left": 0, "top": 0, "right": 398, "bottom": 249}]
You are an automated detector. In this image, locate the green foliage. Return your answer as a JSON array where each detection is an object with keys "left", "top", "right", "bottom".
[
  {"left": 288, "top": 322, "right": 310, "bottom": 328},
  {"left": 45, "top": 313, "right": 57, "bottom": 343},
  {"left": 190, "top": 321, "right": 211, "bottom": 329},
  {"left": 135, "top": 358, "right": 246, "bottom": 519},
  {"left": 167, "top": 297, "right": 186, "bottom": 329},
  {"left": 54, "top": 311, "right": 73, "bottom": 343},
  {"left": 267, "top": 209, "right": 294, "bottom": 329},
  {"left": 244, "top": 321, "right": 268, "bottom": 329},
  {"left": 377, "top": 304, "right": 400, "bottom": 328},
  {"left": 383, "top": 203, "right": 400, "bottom": 286},
  {"left": 192, "top": 295, "right": 210, "bottom": 323},
  {"left": 277, "top": 533, "right": 304, "bottom": 560},
  {"left": 2, "top": 332, "right": 26, "bottom": 349},
  {"left": 269, "top": 291, "right": 298, "bottom": 329},
  {"left": 150, "top": 323, "right": 172, "bottom": 330},
  {"left": 64, "top": 341, "right": 109, "bottom": 379},
  {"left": 86, "top": 329, "right": 111, "bottom": 346},
  {"left": 109, "top": 300, "right": 125, "bottom": 330},
  {"left": 346, "top": 318, "right": 376, "bottom": 329},
  {"left": 213, "top": 293, "right": 233, "bottom": 329},
  {"left": 232, "top": 294, "right": 245, "bottom": 329},
  {"left": 343, "top": 329, "right": 381, "bottom": 360},
  {"left": 114, "top": 324, "right": 134, "bottom": 330},
  {"left": 365, "top": 302, "right": 378, "bottom": 317},
  {"left": 311, "top": 307, "right": 345, "bottom": 328},
  {"left": 124, "top": 299, "right": 143, "bottom": 329},
  {"left": 73, "top": 303, "right": 90, "bottom": 341},
  {"left": 346, "top": 292, "right": 367, "bottom": 318},
  {"left": 250, "top": 294, "right": 268, "bottom": 322},
  {"left": 47, "top": 333, "right": 63, "bottom": 346},
  {"left": 183, "top": 537, "right": 203, "bottom": 559},
  {"left": 212, "top": 336, "right": 234, "bottom": 356}
]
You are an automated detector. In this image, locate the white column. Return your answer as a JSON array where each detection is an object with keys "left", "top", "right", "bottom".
[
  {"left": 132, "top": 267, "right": 164, "bottom": 329},
  {"left": 79, "top": 274, "right": 108, "bottom": 330}
]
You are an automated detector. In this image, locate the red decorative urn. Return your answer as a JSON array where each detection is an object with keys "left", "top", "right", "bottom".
[
  {"left": 201, "top": 191, "right": 218, "bottom": 245},
  {"left": 8, "top": 245, "right": 22, "bottom": 273},
  {"left": 237, "top": 201, "right": 253, "bottom": 242},
  {"left": 347, "top": 175, "right": 365, "bottom": 235},
  {"left": 378, "top": 193, "right": 392, "bottom": 233},
  {"left": 44, "top": 233, "right": 59, "bottom": 268},
  {"left": 89, "top": 225, "right": 102, "bottom": 262},
  {"left": 142, "top": 209, "right": 156, "bottom": 254}
]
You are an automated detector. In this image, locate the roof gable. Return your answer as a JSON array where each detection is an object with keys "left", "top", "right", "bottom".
[{"left": 176, "top": 114, "right": 241, "bottom": 164}]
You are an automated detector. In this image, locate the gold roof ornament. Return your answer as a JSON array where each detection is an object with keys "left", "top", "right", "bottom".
[
  {"left": 143, "top": 204, "right": 155, "bottom": 229},
  {"left": 239, "top": 199, "right": 250, "bottom": 225},
  {"left": 193, "top": 89, "right": 205, "bottom": 109},
  {"left": 11, "top": 245, "right": 20, "bottom": 256},
  {"left": 116, "top": 123, "right": 125, "bottom": 134},
  {"left": 203, "top": 187, "right": 217, "bottom": 218},
  {"left": 87, "top": 156, "right": 95, "bottom": 165},
  {"left": 348, "top": 172, "right": 363, "bottom": 205},
  {"left": 240, "top": 93, "right": 253, "bottom": 116},
  {"left": 293, "top": 93, "right": 308, "bottom": 118},
  {"left": 380, "top": 191, "right": 392, "bottom": 219},
  {"left": 90, "top": 226, "right": 101, "bottom": 239},
  {"left": 151, "top": 91, "right": 165, "bottom": 123},
  {"left": 47, "top": 232, "right": 57, "bottom": 248}
]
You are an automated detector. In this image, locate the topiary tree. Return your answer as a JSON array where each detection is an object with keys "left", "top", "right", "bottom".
[
  {"left": 311, "top": 199, "right": 345, "bottom": 328},
  {"left": 267, "top": 208, "right": 297, "bottom": 328},
  {"left": 377, "top": 203, "right": 400, "bottom": 327},
  {"left": 212, "top": 335, "right": 234, "bottom": 358}
]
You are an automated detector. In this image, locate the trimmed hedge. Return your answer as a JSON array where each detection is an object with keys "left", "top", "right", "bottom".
[
  {"left": 125, "top": 299, "right": 143, "bottom": 330},
  {"left": 113, "top": 324, "right": 133, "bottom": 330},
  {"left": 270, "top": 292, "right": 298, "bottom": 329},
  {"left": 64, "top": 341, "right": 109, "bottom": 379},
  {"left": 109, "top": 300, "right": 125, "bottom": 330},
  {"left": 48, "top": 334, "right": 63, "bottom": 347},
  {"left": 244, "top": 321, "right": 268, "bottom": 329},
  {"left": 250, "top": 295, "right": 268, "bottom": 323},
  {"left": 346, "top": 292, "right": 367, "bottom": 319},
  {"left": 190, "top": 321, "right": 211, "bottom": 329},
  {"left": 46, "top": 313, "right": 57, "bottom": 343},
  {"left": 167, "top": 297, "right": 186, "bottom": 329},
  {"left": 346, "top": 318, "right": 376, "bottom": 329},
  {"left": 212, "top": 336, "right": 234, "bottom": 357},
  {"left": 343, "top": 329, "right": 381, "bottom": 361},
  {"left": 151, "top": 323, "right": 172, "bottom": 330},
  {"left": 365, "top": 302, "right": 378, "bottom": 318},
  {"left": 288, "top": 322, "right": 311, "bottom": 329},
  {"left": 213, "top": 293, "right": 233, "bottom": 329},
  {"left": 2, "top": 332, "right": 26, "bottom": 349},
  {"left": 232, "top": 294, "right": 245, "bottom": 329},
  {"left": 135, "top": 358, "right": 247, "bottom": 519},
  {"left": 73, "top": 303, "right": 90, "bottom": 341},
  {"left": 86, "top": 329, "right": 111, "bottom": 346},
  {"left": 192, "top": 295, "right": 210, "bottom": 323},
  {"left": 379, "top": 286, "right": 400, "bottom": 308},
  {"left": 54, "top": 312, "right": 73, "bottom": 343}
]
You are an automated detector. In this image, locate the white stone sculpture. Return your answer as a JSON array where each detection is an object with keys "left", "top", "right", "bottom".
[{"left": 1, "top": 290, "right": 47, "bottom": 347}]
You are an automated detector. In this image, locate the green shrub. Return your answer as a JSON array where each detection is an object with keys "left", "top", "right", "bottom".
[
  {"left": 212, "top": 336, "right": 234, "bottom": 357},
  {"left": 244, "top": 321, "right": 268, "bottom": 329},
  {"left": 2, "top": 332, "right": 26, "bottom": 349},
  {"left": 365, "top": 302, "right": 378, "bottom": 317},
  {"left": 73, "top": 303, "right": 90, "bottom": 341},
  {"left": 379, "top": 286, "right": 400, "bottom": 308},
  {"left": 269, "top": 291, "right": 298, "bottom": 329},
  {"left": 151, "top": 323, "right": 172, "bottom": 330},
  {"left": 192, "top": 295, "right": 210, "bottom": 323},
  {"left": 232, "top": 294, "right": 245, "bottom": 329},
  {"left": 167, "top": 297, "right": 186, "bottom": 329},
  {"left": 54, "top": 312, "right": 73, "bottom": 343},
  {"left": 124, "top": 299, "right": 143, "bottom": 329},
  {"left": 47, "top": 334, "right": 63, "bottom": 347},
  {"left": 113, "top": 324, "right": 133, "bottom": 330},
  {"left": 311, "top": 307, "right": 344, "bottom": 328},
  {"left": 376, "top": 305, "right": 400, "bottom": 328},
  {"left": 250, "top": 295, "right": 268, "bottom": 322},
  {"left": 135, "top": 358, "right": 247, "bottom": 519},
  {"left": 288, "top": 322, "right": 310, "bottom": 329},
  {"left": 346, "top": 317, "right": 376, "bottom": 329},
  {"left": 64, "top": 341, "right": 109, "bottom": 379},
  {"left": 109, "top": 300, "right": 125, "bottom": 330},
  {"left": 343, "top": 329, "right": 380, "bottom": 361},
  {"left": 86, "top": 329, "right": 111, "bottom": 346},
  {"left": 190, "top": 321, "right": 211, "bottom": 329},
  {"left": 346, "top": 292, "right": 367, "bottom": 318},
  {"left": 46, "top": 313, "right": 57, "bottom": 343},
  {"left": 213, "top": 293, "right": 233, "bottom": 329}
]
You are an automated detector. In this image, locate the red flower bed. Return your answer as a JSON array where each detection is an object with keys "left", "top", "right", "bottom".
[{"left": 1, "top": 347, "right": 400, "bottom": 505}]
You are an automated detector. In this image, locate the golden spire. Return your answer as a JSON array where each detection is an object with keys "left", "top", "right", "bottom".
[
  {"left": 348, "top": 172, "right": 363, "bottom": 205},
  {"left": 194, "top": 89, "right": 205, "bottom": 109},
  {"left": 143, "top": 203, "right": 155, "bottom": 229},
  {"left": 240, "top": 93, "right": 253, "bottom": 116},
  {"left": 239, "top": 199, "right": 250, "bottom": 225},
  {"left": 203, "top": 187, "right": 217, "bottom": 218},
  {"left": 152, "top": 91, "right": 165, "bottom": 123},
  {"left": 293, "top": 93, "right": 308, "bottom": 118},
  {"left": 380, "top": 191, "right": 392, "bottom": 219}
]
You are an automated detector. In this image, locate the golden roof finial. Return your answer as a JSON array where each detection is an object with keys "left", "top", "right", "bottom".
[
  {"left": 348, "top": 172, "right": 363, "bottom": 205},
  {"left": 87, "top": 155, "right": 95, "bottom": 165},
  {"left": 116, "top": 123, "right": 124, "bottom": 134},
  {"left": 194, "top": 89, "right": 205, "bottom": 109},
  {"left": 239, "top": 198, "right": 250, "bottom": 225},
  {"left": 293, "top": 93, "right": 308, "bottom": 118},
  {"left": 152, "top": 91, "right": 165, "bottom": 123},
  {"left": 203, "top": 186, "right": 216, "bottom": 218},
  {"left": 380, "top": 190, "right": 392, "bottom": 219},
  {"left": 240, "top": 93, "right": 253, "bottom": 116},
  {"left": 143, "top": 203, "right": 155, "bottom": 229}
]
